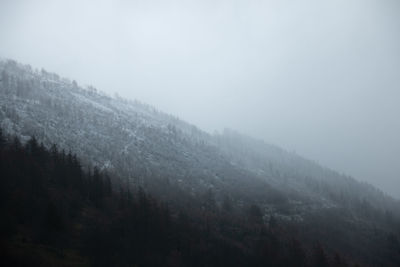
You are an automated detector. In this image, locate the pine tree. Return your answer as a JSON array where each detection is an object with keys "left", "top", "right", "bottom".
[{"left": 0, "top": 128, "right": 6, "bottom": 148}]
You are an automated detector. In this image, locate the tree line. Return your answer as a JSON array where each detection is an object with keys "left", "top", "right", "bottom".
[{"left": 0, "top": 128, "right": 361, "bottom": 266}]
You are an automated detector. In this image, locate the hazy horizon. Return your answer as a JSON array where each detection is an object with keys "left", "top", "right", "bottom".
[{"left": 1, "top": 0, "right": 399, "bottom": 197}]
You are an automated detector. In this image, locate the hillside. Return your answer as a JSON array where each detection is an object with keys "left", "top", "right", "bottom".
[
  {"left": 1, "top": 59, "right": 400, "bottom": 266},
  {"left": 2, "top": 130, "right": 340, "bottom": 267}
]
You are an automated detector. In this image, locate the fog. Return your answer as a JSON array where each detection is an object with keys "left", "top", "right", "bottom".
[{"left": 1, "top": 0, "right": 399, "bottom": 197}]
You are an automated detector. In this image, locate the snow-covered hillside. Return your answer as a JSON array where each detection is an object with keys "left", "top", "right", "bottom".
[{"left": 0, "top": 59, "right": 398, "bottom": 222}]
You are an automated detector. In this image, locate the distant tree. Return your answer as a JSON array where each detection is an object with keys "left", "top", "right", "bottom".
[
  {"left": 0, "top": 128, "right": 6, "bottom": 148},
  {"left": 104, "top": 173, "right": 112, "bottom": 196},
  {"left": 313, "top": 243, "right": 329, "bottom": 267},
  {"left": 269, "top": 215, "right": 278, "bottom": 228},
  {"left": 50, "top": 144, "right": 58, "bottom": 159},
  {"left": 332, "top": 253, "right": 348, "bottom": 267},
  {"left": 11, "top": 136, "right": 22, "bottom": 151},
  {"left": 222, "top": 195, "right": 233, "bottom": 212},
  {"left": 287, "top": 239, "right": 308, "bottom": 267},
  {"left": 26, "top": 136, "right": 40, "bottom": 157},
  {"left": 1, "top": 70, "right": 10, "bottom": 91},
  {"left": 44, "top": 201, "right": 64, "bottom": 233},
  {"left": 248, "top": 204, "right": 263, "bottom": 224},
  {"left": 203, "top": 188, "right": 216, "bottom": 211},
  {"left": 91, "top": 167, "right": 104, "bottom": 206}
]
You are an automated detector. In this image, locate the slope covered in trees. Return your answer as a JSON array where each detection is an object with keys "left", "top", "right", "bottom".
[
  {"left": 1, "top": 59, "right": 400, "bottom": 266},
  {"left": 0, "top": 129, "right": 360, "bottom": 267}
]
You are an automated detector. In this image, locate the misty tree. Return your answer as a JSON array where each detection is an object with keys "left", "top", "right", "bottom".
[
  {"left": 202, "top": 188, "right": 216, "bottom": 211},
  {"left": 222, "top": 195, "right": 233, "bottom": 212},
  {"left": 248, "top": 204, "right": 263, "bottom": 224}
]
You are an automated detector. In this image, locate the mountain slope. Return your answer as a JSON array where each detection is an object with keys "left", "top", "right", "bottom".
[
  {"left": 2, "top": 131, "right": 328, "bottom": 267},
  {"left": 1, "top": 59, "right": 400, "bottom": 266}
]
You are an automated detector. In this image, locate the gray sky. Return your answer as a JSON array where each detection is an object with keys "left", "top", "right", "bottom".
[{"left": 1, "top": 0, "right": 400, "bottom": 197}]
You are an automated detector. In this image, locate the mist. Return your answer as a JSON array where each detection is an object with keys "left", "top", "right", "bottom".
[{"left": 1, "top": 0, "right": 399, "bottom": 197}]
